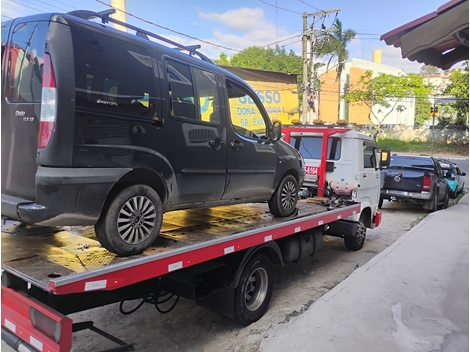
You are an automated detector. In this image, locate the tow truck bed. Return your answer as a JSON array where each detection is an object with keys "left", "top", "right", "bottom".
[{"left": 2, "top": 201, "right": 359, "bottom": 295}]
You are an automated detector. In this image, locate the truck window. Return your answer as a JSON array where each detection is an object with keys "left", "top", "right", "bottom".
[
  {"left": 72, "top": 28, "right": 156, "bottom": 117},
  {"left": 5, "top": 21, "right": 48, "bottom": 103},
  {"left": 289, "top": 136, "right": 341, "bottom": 160},
  {"left": 226, "top": 80, "right": 268, "bottom": 139},
  {"left": 363, "top": 143, "right": 377, "bottom": 169}
]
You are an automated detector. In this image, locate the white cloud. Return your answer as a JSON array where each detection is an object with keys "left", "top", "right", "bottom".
[{"left": 380, "top": 45, "right": 423, "bottom": 73}]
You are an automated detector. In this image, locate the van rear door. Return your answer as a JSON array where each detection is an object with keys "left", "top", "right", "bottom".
[{"left": 1, "top": 20, "right": 49, "bottom": 200}]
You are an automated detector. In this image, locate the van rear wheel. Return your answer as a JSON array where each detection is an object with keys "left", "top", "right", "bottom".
[
  {"left": 268, "top": 175, "right": 298, "bottom": 217},
  {"left": 95, "top": 185, "right": 163, "bottom": 256}
]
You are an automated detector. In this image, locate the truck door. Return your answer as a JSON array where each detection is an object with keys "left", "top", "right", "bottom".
[
  {"left": 222, "top": 79, "right": 277, "bottom": 199},
  {"left": 357, "top": 140, "right": 380, "bottom": 208}
]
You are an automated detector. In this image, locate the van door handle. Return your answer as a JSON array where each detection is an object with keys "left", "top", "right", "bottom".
[
  {"left": 209, "top": 138, "right": 225, "bottom": 151},
  {"left": 229, "top": 140, "right": 244, "bottom": 150},
  {"left": 363, "top": 174, "right": 368, "bottom": 178}
]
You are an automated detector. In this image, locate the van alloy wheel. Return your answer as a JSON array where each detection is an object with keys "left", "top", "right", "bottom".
[
  {"left": 117, "top": 196, "right": 158, "bottom": 244},
  {"left": 95, "top": 185, "right": 163, "bottom": 256},
  {"left": 280, "top": 179, "right": 297, "bottom": 212},
  {"left": 268, "top": 174, "right": 299, "bottom": 217}
]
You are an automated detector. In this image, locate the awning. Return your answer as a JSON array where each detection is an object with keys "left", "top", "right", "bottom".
[{"left": 381, "top": 0, "right": 469, "bottom": 69}]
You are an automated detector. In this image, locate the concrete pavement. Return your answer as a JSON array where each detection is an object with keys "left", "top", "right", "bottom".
[{"left": 260, "top": 195, "right": 469, "bottom": 352}]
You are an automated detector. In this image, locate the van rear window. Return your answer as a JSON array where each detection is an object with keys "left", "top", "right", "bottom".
[
  {"left": 71, "top": 28, "right": 156, "bottom": 117},
  {"left": 5, "top": 21, "right": 48, "bottom": 103}
]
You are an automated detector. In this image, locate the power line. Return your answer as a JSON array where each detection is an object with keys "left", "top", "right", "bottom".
[
  {"left": 51, "top": 0, "right": 79, "bottom": 10},
  {"left": 258, "top": 0, "right": 302, "bottom": 15},
  {"left": 298, "top": 0, "right": 321, "bottom": 11},
  {"left": 96, "top": 0, "right": 242, "bottom": 52},
  {"left": 1, "top": 14, "right": 13, "bottom": 20}
]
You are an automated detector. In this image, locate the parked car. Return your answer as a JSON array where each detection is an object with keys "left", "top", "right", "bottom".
[
  {"left": 380, "top": 155, "right": 449, "bottom": 212},
  {"left": 1, "top": 10, "right": 305, "bottom": 256},
  {"left": 437, "top": 160, "right": 466, "bottom": 198}
]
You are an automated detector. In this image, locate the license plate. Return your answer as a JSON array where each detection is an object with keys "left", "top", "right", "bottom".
[{"left": 305, "top": 166, "right": 319, "bottom": 175}]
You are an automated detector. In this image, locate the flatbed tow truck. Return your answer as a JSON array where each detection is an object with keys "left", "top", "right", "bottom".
[{"left": 1, "top": 126, "right": 385, "bottom": 352}]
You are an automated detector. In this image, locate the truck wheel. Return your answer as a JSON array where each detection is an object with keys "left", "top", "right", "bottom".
[
  {"left": 95, "top": 184, "right": 163, "bottom": 256},
  {"left": 441, "top": 191, "right": 450, "bottom": 209},
  {"left": 268, "top": 175, "right": 298, "bottom": 217},
  {"left": 344, "top": 215, "right": 366, "bottom": 251},
  {"left": 449, "top": 190, "right": 457, "bottom": 199},
  {"left": 234, "top": 254, "right": 274, "bottom": 325},
  {"left": 426, "top": 193, "right": 438, "bottom": 213},
  {"left": 378, "top": 197, "right": 384, "bottom": 209}
]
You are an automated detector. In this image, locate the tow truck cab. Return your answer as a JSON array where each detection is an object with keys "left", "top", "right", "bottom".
[{"left": 283, "top": 125, "right": 390, "bottom": 228}]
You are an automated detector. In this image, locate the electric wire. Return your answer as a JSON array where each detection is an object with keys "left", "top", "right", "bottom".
[{"left": 258, "top": 0, "right": 302, "bottom": 15}]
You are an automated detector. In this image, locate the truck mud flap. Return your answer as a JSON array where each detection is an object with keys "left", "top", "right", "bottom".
[{"left": 325, "top": 220, "right": 357, "bottom": 238}]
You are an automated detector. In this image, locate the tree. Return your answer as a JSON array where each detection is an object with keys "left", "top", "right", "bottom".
[
  {"left": 314, "top": 19, "right": 356, "bottom": 120},
  {"left": 443, "top": 61, "right": 469, "bottom": 126},
  {"left": 343, "top": 71, "right": 431, "bottom": 140},
  {"left": 419, "top": 64, "right": 439, "bottom": 77},
  {"left": 214, "top": 45, "right": 302, "bottom": 74},
  {"left": 414, "top": 98, "right": 432, "bottom": 126}
]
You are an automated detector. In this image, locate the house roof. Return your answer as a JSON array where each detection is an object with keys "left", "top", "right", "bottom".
[{"left": 380, "top": 0, "right": 469, "bottom": 69}]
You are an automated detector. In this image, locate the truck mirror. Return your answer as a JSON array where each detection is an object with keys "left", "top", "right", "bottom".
[
  {"left": 272, "top": 121, "right": 282, "bottom": 141},
  {"left": 380, "top": 149, "right": 390, "bottom": 168}
]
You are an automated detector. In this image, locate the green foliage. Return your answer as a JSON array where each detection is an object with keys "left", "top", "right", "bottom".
[
  {"left": 419, "top": 64, "right": 439, "bottom": 77},
  {"left": 376, "top": 137, "right": 469, "bottom": 156},
  {"left": 414, "top": 98, "right": 432, "bottom": 126},
  {"left": 214, "top": 45, "right": 302, "bottom": 74},
  {"left": 443, "top": 61, "right": 469, "bottom": 126},
  {"left": 344, "top": 71, "right": 432, "bottom": 139}
]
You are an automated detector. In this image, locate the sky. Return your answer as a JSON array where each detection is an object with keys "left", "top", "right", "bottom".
[{"left": 1, "top": 0, "right": 452, "bottom": 73}]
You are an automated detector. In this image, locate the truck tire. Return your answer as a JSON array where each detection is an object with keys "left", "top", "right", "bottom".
[
  {"left": 378, "top": 197, "right": 384, "bottom": 209},
  {"left": 426, "top": 193, "right": 438, "bottom": 213},
  {"left": 344, "top": 215, "right": 366, "bottom": 251},
  {"left": 268, "top": 174, "right": 298, "bottom": 217},
  {"left": 441, "top": 191, "right": 450, "bottom": 209},
  {"left": 449, "top": 189, "right": 457, "bottom": 199},
  {"left": 95, "top": 184, "right": 163, "bottom": 256},
  {"left": 234, "top": 254, "right": 274, "bottom": 325}
]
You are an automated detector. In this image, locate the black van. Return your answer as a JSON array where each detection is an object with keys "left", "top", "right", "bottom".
[{"left": 1, "top": 10, "right": 305, "bottom": 256}]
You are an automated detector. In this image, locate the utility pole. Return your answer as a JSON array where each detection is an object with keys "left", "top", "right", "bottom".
[{"left": 301, "top": 9, "right": 339, "bottom": 124}]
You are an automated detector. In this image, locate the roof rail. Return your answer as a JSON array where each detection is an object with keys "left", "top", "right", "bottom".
[{"left": 67, "top": 9, "right": 214, "bottom": 64}]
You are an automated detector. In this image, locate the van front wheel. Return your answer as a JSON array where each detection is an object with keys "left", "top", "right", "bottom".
[
  {"left": 268, "top": 175, "right": 298, "bottom": 217},
  {"left": 95, "top": 185, "right": 163, "bottom": 256}
]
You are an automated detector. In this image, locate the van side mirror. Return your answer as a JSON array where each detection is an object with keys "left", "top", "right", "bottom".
[
  {"left": 272, "top": 121, "right": 282, "bottom": 141},
  {"left": 379, "top": 149, "right": 390, "bottom": 168}
]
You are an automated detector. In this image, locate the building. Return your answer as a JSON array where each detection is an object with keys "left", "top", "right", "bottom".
[{"left": 317, "top": 51, "right": 417, "bottom": 126}]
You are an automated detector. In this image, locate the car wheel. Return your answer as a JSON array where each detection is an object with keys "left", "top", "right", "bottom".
[
  {"left": 233, "top": 254, "right": 273, "bottom": 325},
  {"left": 268, "top": 174, "right": 298, "bottom": 217},
  {"left": 378, "top": 197, "right": 384, "bottom": 209},
  {"left": 449, "top": 190, "right": 457, "bottom": 199},
  {"left": 95, "top": 184, "right": 163, "bottom": 256},
  {"left": 426, "top": 193, "right": 438, "bottom": 213},
  {"left": 344, "top": 214, "right": 366, "bottom": 251}
]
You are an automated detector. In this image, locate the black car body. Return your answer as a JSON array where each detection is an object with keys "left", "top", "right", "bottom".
[
  {"left": 1, "top": 10, "right": 305, "bottom": 255},
  {"left": 380, "top": 155, "right": 449, "bottom": 212}
]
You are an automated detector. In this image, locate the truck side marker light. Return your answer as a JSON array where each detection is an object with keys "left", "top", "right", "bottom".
[
  {"left": 264, "top": 235, "right": 272, "bottom": 242},
  {"left": 224, "top": 246, "right": 234, "bottom": 254},
  {"left": 4, "top": 319, "right": 16, "bottom": 333},
  {"left": 84, "top": 280, "right": 107, "bottom": 291},
  {"left": 318, "top": 220, "right": 324, "bottom": 225},
  {"left": 169, "top": 261, "right": 183, "bottom": 272},
  {"left": 30, "top": 336, "right": 43, "bottom": 351},
  {"left": 294, "top": 227, "right": 301, "bottom": 233},
  {"left": 337, "top": 215, "right": 342, "bottom": 219}
]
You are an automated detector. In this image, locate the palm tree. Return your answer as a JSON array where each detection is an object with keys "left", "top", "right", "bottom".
[{"left": 315, "top": 19, "right": 356, "bottom": 120}]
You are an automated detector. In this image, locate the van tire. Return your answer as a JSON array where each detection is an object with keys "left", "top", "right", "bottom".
[
  {"left": 95, "top": 185, "right": 163, "bottom": 256},
  {"left": 268, "top": 175, "right": 298, "bottom": 217},
  {"left": 233, "top": 254, "right": 273, "bottom": 325},
  {"left": 378, "top": 197, "right": 384, "bottom": 209}
]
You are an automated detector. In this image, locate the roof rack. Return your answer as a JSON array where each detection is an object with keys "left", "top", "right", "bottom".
[{"left": 67, "top": 9, "right": 214, "bottom": 64}]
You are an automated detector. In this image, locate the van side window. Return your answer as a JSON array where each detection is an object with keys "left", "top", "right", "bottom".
[
  {"left": 194, "top": 68, "right": 219, "bottom": 124},
  {"left": 289, "top": 136, "right": 341, "bottom": 160},
  {"left": 71, "top": 28, "right": 156, "bottom": 117},
  {"left": 166, "top": 60, "right": 196, "bottom": 119},
  {"left": 226, "top": 80, "right": 268, "bottom": 139},
  {"left": 363, "top": 142, "right": 377, "bottom": 169},
  {"left": 5, "top": 21, "right": 49, "bottom": 103}
]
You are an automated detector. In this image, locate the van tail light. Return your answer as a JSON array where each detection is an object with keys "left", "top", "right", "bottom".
[
  {"left": 449, "top": 176, "right": 455, "bottom": 181},
  {"left": 38, "top": 53, "right": 57, "bottom": 149},
  {"left": 422, "top": 175, "right": 431, "bottom": 191}
]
